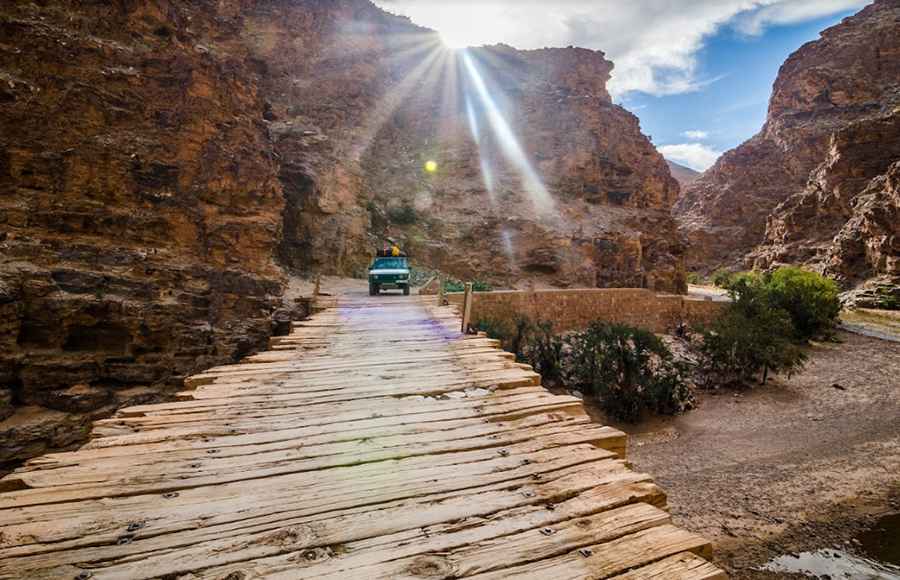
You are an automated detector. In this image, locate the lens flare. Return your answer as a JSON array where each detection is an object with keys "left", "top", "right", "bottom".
[{"left": 425, "top": 160, "right": 438, "bottom": 173}]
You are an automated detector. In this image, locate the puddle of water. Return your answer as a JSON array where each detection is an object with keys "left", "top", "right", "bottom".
[
  {"left": 761, "top": 515, "right": 900, "bottom": 579},
  {"left": 762, "top": 549, "right": 900, "bottom": 579}
]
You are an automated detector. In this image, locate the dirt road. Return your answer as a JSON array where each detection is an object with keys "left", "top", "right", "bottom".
[{"left": 619, "top": 331, "right": 900, "bottom": 577}]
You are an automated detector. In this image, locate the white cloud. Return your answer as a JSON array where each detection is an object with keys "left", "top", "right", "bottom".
[
  {"left": 683, "top": 130, "right": 709, "bottom": 140},
  {"left": 658, "top": 143, "right": 722, "bottom": 172},
  {"left": 375, "top": 1, "right": 871, "bottom": 96},
  {"left": 733, "top": 0, "right": 868, "bottom": 35}
]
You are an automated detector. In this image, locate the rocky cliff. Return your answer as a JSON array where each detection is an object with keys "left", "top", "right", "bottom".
[
  {"left": 667, "top": 161, "right": 700, "bottom": 188},
  {"left": 752, "top": 110, "right": 900, "bottom": 304},
  {"left": 0, "top": 1, "right": 287, "bottom": 465},
  {"left": 1, "top": 0, "right": 684, "bottom": 466},
  {"left": 676, "top": 0, "right": 900, "bottom": 283},
  {"left": 250, "top": 5, "right": 683, "bottom": 290}
]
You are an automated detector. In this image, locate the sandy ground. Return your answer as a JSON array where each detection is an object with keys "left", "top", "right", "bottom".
[{"left": 593, "top": 331, "right": 900, "bottom": 577}]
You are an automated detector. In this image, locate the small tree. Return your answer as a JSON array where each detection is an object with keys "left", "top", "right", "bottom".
[
  {"left": 765, "top": 266, "right": 841, "bottom": 341},
  {"left": 566, "top": 323, "right": 693, "bottom": 422},
  {"left": 696, "top": 274, "right": 807, "bottom": 386}
]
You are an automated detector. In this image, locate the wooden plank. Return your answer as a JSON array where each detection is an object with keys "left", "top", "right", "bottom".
[
  {"left": 466, "top": 524, "right": 713, "bottom": 579},
  {"left": 610, "top": 552, "right": 727, "bottom": 580},
  {"left": 0, "top": 459, "right": 648, "bottom": 576}
]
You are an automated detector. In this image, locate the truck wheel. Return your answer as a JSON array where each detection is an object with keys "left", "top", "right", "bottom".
[
  {"left": 369, "top": 284, "right": 376, "bottom": 296},
  {"left": 373, "top": 284, "right": 380, "bottom": 295},
  {"left": 402, "top": 285, "right": 410, "bottom": 296}
]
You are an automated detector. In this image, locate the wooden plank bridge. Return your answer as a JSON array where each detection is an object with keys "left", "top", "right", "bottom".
[{"left": 0, "top": 293, "right": 725, "bottom": 579}]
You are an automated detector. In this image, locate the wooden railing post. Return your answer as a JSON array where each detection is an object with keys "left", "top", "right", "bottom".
[
  {"left": 461, "top": 282, "right": 473, "bottom": 334},
  {"left": 314, "top": 274, "right": 321, "bottom": 297},
  {"left": 437, "top": 276, "right": 445, "bottom": 306}
]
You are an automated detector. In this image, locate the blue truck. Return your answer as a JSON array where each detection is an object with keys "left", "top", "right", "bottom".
[{"left": 368, "top": 256, "right": 411, "bottom": 296}]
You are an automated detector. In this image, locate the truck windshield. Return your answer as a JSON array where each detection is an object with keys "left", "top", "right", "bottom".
[{"left": 372, "top": 258, "right": 407, "bottom": 269}]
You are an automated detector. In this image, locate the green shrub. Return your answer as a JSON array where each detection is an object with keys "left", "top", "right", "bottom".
[
  {"left": 711, "top": 268, "right": 734, "bottom": 288},
  {"left": 695, "top": 273, "right": 807, "bottom": 387},
  {"left": 444, "top": 279, "right": 465, "bottom": 293},
  {"left": 686, "top": 272, "right": 703, "bottom": 285},
  {"left": 566, "top": 322, "right": 693, "bottom": 422},
  {"left": 765, "top": 267, "right": 841, "bottom": 340},
  {"left": 875, "top": 291, "right": 900, "bottom": 310},
  {"left": 443, "top": 279, "right": 493, "bottom": 293},
  {"left": 474, "top": 315, "right": 531, "bottom": 361},
  {"left": 523, "top": 321, "right": 564, "bottom": 386},
  {"left": 473, "top": 317, "right": 510, "bottom": 342}
]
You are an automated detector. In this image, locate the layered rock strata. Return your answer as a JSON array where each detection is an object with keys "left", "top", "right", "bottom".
[{"left": 0, "top": 1, "right": 285, "bottom": 465}]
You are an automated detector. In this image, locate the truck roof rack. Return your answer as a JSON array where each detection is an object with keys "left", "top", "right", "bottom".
[{"left": 375, "top": 250, "right": 409, "bottom": 257}]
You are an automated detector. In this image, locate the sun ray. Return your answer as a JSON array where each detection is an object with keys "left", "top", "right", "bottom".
[
  {"left": 460, "top": 50, "right": 556, "bottom": 217},
  {"left": 350, "top": 43, "right": 445, "bottom": 161},
  {"left": 437, "top": 49, "right": 462, "bottom": 144}
]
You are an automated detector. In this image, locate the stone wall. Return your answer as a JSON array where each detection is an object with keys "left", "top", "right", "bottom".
[{"left": 447, "top": 288, "right": 725, "bottom": 335}]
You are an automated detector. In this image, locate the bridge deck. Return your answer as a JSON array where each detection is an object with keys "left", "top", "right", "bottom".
[{"left": 0, "top": 295, "right": 725, "bottom": 579}]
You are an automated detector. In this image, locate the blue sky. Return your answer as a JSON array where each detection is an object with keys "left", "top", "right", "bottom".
[
  {"left": 628, "top": 11, "right": 861, "bottom": 171},
  {"left": 376, "top": 1, "right": 871, "bottom": 171}
]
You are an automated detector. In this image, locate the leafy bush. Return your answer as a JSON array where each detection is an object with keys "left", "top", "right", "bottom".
[
  {"left": 686, "top": 272, "right": 703, "bottom": 285},
  {"left": 711, "top": 268, "right": 734, "bottom": 288},
  {"left": 473, "top": 317, "right": 510, "bottom": 342},
  {"left": 387, "top": 204, "right": 417, "bottom": 225},
  {"left": 444, "top": 279, "right": 465, "bottom": 293},
  {"left": 522, "top": 321, "right": 564, "bottom": 386},
  {"left": 566, "top": 323, "right": 694, "bottom": 422},
  {"left": 476, "top": 315, "right": 694, "bottom": 421},
  {"left": 443, "top": 279, "right": 492, "bottom": 293},
  {"left": 765, "top": 267, "right": 841, "bottom": 340},
  {"left": 474, "top": 315, "right": 531, "bottom": 361},
  {"left": 695, "top": 273, "right": 807, "bottom": 387},
  {"left": 875, "top": 291, "right": 900, "bottom": 310}
]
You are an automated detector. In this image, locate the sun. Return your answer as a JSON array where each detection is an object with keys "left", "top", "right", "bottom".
[
  {"left": 424, "top": 160, "right": 438, "bottom": 173},
  {"left": 439, "top": 29, "right": 471, "bottom": 49}
]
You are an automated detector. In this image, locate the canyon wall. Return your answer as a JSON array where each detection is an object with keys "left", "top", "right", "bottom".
[
  {"left": 0, "top": 1, "right": 287, "bottom": 464},
  {"left": 676, "top": 0, "right": 900, "bottom": 292},
  {"left": 1, "top": 0, "right": 684, "bottom": 465},
  {"left": 752, "top": 111, "right": 900, "bottom": 302},
  {"left": 248, "top": 4, "right": 684, "bottom": 290}
]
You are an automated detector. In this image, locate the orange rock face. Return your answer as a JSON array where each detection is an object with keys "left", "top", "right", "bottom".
[
  {"left": 0, "top": 1, "right": 286, "bottom": 464},
  {"left": 0, "top": 0, "right": 685, "bottom": 464},
  {"left": 676, "top": 0, "right": 900, "bottom": 280}
]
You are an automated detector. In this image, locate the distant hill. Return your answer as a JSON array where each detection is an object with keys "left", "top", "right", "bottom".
[{"left": 666, "top": 160, "right": 701, "bottom": 187}]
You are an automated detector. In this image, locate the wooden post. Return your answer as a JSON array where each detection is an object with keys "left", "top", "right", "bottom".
[
  {"left": 313, "top": 274, "right": 321, "bottom": 297},
  {"left": 437, "top": 276, "right": 445, "bottom": 306},
  {"left": 461, "top": 282, "right": 473, "bottom": 334}
]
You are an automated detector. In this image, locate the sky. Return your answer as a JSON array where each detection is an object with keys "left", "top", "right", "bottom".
[{"left": 374, "top": 0, "right": 871, "bottom": 171}]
